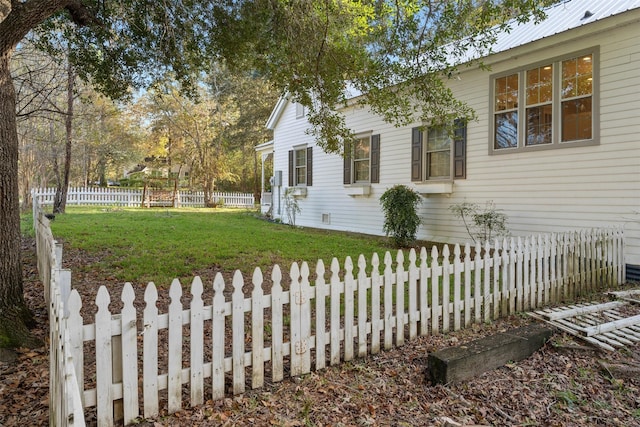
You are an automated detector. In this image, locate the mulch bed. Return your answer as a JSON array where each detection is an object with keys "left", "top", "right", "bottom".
[{"left": 1, "top": 237, "right": 639, "bottom": 427}]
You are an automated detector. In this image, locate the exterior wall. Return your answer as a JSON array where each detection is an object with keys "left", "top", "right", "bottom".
[{"left": 270, "top": 12, "right": 640, "bottom": 266}]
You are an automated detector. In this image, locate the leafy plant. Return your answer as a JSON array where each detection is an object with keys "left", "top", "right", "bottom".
[
  {"left": 449, "top": 200, "right": 509, "bottom": 243},
  {"left": 283, "top": 187, "right": 301, "bottom": 226},
  {"left": 379, "top": 185, "right": 422, "bottom": 247}
]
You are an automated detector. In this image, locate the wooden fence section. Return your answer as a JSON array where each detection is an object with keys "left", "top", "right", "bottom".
[
  {"left": 31, "top": 187, "right": 255, "bottom": 209},
  {"left": 34, "top": 207, "right": 86, "bottom": 427},
  {"left": 63, "top": 229, "right": 624, "bottom": 426}
]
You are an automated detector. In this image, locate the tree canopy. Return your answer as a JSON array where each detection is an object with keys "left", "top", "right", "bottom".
[{"left": 0, "top": 0, "right": 556, "bottom": 348}]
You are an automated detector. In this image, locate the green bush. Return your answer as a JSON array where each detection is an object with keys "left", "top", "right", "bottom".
[{"left": 379, "top": 185, "right": 422, "bottom": 247}]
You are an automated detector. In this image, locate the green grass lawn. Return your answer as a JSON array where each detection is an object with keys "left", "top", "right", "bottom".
[{"left": 27, "top": 206, "right": 406, "bottom": 286}]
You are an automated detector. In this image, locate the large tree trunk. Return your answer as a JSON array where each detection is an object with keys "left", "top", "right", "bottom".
[
  {"left": 0, "top": 0, "right": 92, "bottom": 350},
  {"left": 0, "top": 52, "right": 39, "bottom": 348}
]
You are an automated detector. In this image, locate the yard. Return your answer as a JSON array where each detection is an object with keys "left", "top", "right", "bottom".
[{"left": 2, "top": 207, "right": 639, "bottom": 426}]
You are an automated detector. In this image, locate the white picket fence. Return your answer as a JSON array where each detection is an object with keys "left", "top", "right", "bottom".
[
  {"left": 34, "top": 195, "right": 625, "bottom": 426},
  {"left": 34, "top": 204, "right": 86, "bottom": 426},
  {"left": 32, "top": 187, "right": 255, "bottom": 209}
]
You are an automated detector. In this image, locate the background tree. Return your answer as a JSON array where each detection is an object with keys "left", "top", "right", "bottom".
[
  {"left": 143, "top": 76, "right": 235, "bottom": 205},
  {"left": 220, "top": 69, "right": 278, "bottom": 194},
  {"left": 74, "top": 91, "right": 144, "bottom": 186},
  {"left": 1, "top": 0, "right": 554, "bottom": 349}
]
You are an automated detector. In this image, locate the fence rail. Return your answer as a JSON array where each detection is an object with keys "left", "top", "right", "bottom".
[
  {"left": 34, "top": 194, "right": 625, "bottom": 426},
  {"left": 32, "top": 187, "right": 255, "bottom": 209}
]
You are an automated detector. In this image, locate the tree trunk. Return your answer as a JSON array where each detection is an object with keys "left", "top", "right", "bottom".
[
  {"left": 54, "top": 58, "right": 74, "bottom": 213},
  {"left": 0, "top": 52, "right": 40, "bottom": 349}
]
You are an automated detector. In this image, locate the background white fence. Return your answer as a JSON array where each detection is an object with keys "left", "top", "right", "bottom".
[
  {"left": 34, "top": 196, "right": 625, "bottom": 426},
  {"left": 32, "top": 187, "right": 255, "bottom": 209}
]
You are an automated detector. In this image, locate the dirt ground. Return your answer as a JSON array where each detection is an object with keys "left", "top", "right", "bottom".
[{"left": 1, "top": 237, "right": 639, "bottom": 427}]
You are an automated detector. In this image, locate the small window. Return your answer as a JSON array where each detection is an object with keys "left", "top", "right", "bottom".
[
  {"left": 426, "top": 127, "right": 451, "bottom": 179},
  {"left": 490, "top": 48, "right": 597, "bottom": 153},
  {"left": 343, "top": 134, "right": 380, "bottom": 185},
  {"left": 288, "top": 146, "right": 312, "bottom": 187},
  {"left": 294, "top": 148, "right": 306, "bottom": 185},
  {"left": 295, "top": 103, "right": 305, "bottom": 119},
  {"left": 411, "top": 120, "right": 466, "bottom": 182},
  {"left": 353, "top": 137, "right": 370, "bottom": 183}
]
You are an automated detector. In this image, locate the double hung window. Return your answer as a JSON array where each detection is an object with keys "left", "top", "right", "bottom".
[
  {"left": 411, "top": 120, "right": 466, "bottom": 182},
  {"left": 343, "top": 134, "right": 380, "bottom": 184},
  {"left": 288, "top": 146, "right": 312, "bottom": 186}
]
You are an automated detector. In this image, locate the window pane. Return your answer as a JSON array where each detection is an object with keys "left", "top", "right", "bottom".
[
  {"left": 562, "top": 55, "right": 592, "bottom": 99},
  {"left": 354, "top": 137, "right": 370, "bottom": 160},
  {"left": 526, "top": 104, "right": 552, "bottom": 145},
  {"left": 427, "top": 128, "right": 450, "bottom": 151},
  {"left": 494, "top": 111, "right": 518, "bottom": 149},
  {"left": 527, "top": 65, "right": 552, "bottom": 105},
  {"left": 495, "top": 73, "right": 518, "bottom": 111},
  {"left": 296, "top": 167, "right": 306, "bottom": 185},
  {"left": 428, "top": 151, "right": 450, "bottom": 178},
  {"left": 295, "top": 149, "right": 306, "bottom": 165},
  {"left": 562, "top": 98, "right": 592, "bottom": 141},
  {"left": 577, "top": 74, "right": 592, "bottom": 96},
  {"left": 354, "top": 160, "right": 369, "bottom": 182},
  {"left": 526, "top": 69, "right": 539, "bottom": 105}
]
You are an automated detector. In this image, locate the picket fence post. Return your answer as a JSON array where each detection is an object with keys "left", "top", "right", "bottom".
[
  {"left": 342, "top": 257, "right": 353, "bottom": 361},
  {"left": 231, "top": 271, "right": 245, "bottom": 395},
  {"left": 357, "top": 255, "right": 369, "bottom": 357},
  {"left": 371, "top": 254, "right": 382, "bottom": 353},
  {"left": 190, "top": 277, "right": 205, "bottom": 405},
  {"left": 95, "top": 287, "right": 113, "bottom": 427},
  {"left": 142, "top": 283, "right": 159, "bottom": 418},
  {"left": 211, "top": 273, "right": 226, "bottom": 399},
  {"left": 251, "top": 268, "right": 265, "bottom": 389}
]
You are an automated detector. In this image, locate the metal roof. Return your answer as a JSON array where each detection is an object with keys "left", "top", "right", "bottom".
[{"left": 489, "top": 0, "right": 640, "bottom": 55}]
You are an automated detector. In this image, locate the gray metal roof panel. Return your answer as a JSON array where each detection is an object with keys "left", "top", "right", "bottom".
[{"left": 490, "top": 0, "right": 640, "bottom": 55}]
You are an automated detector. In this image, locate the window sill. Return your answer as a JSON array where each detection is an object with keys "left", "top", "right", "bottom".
[
  {"left": 344, "top": 184, "right": 371, "bottom": 197},
  {"left": 412, "top": 181, "right": 453, "bottom": 195},
  {"left": 290, "top": 187, "right": 307, "bottom": 197}
]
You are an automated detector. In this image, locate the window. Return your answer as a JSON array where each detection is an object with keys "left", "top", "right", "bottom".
[
  {"left": 411, "top": 120, "right": 466, "bottom": 182},
  {"left": 343, "top": 134, "right": 380, "bottom": 184},
  {"left": 490, "top": 49, "right": 597, "bottom": 153},
  {"left": 295, "top": 103, "right": 305, "bottom": 119},
  {"left": 288, "top": 146, "right": 312, "bottom": 186}
]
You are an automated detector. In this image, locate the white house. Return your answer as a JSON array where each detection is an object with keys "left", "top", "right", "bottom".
[{"left": 260, "top": 0, "right": 640, "bottom": 279}]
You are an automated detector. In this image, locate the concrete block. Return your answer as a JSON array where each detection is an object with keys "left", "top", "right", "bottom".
[{"left": 427, "top": 323, "right": 554, "bottom": 384}]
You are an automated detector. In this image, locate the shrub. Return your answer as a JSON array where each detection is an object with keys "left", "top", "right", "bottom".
[
  {"left": 449, "top": 200, "right": 509, "bottom": 243},
  {"left": 283, "top": 187, "right": 301, "bottom": 226},
  {"left": 379, "top": 185, "right": 422, "bottom": 247}
]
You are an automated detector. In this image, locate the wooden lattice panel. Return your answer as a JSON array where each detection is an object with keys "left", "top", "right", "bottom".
[{"left": 530, "top": 301, "right": 640, "bottom": 351}]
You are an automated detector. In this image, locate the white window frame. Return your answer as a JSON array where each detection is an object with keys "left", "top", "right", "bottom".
[
  {"left": 295, "top": 103, "right": 305, "bottom": 119},
  {"left": 352, "top": 134, "right": 371, "bottom": 183},
  {"left": 489, "top": 47, "right": 599, "bottom": 155},
  {"left": 424, "top": 126, "right": 453, "bottom": 181},
  {"left": 293, "top": 145, "right": 307, "bottom": 186}
]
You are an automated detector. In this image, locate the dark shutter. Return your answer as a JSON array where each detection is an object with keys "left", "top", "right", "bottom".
[
  {"left": 288, "top": 150, "right": 294, "bottom": 186},
  {"left": 453, "top": 119, "right": 467, "bottom": 179},
  {"left": 306, "top": 146, "right": 313, "bottom": 186},
  {"left": 370, "top": 134, "right": 380, "bottom": 183},
  {"left": 411, "top": 127, "right": 423, "bottom": 181},
  {"left": 343, "top": 140, "right": 352, "bottom": 184}
]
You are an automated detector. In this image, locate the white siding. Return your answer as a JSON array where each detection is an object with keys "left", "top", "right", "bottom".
[{"left": 271, "top": 14, "right": 640, "bottom": 267}]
